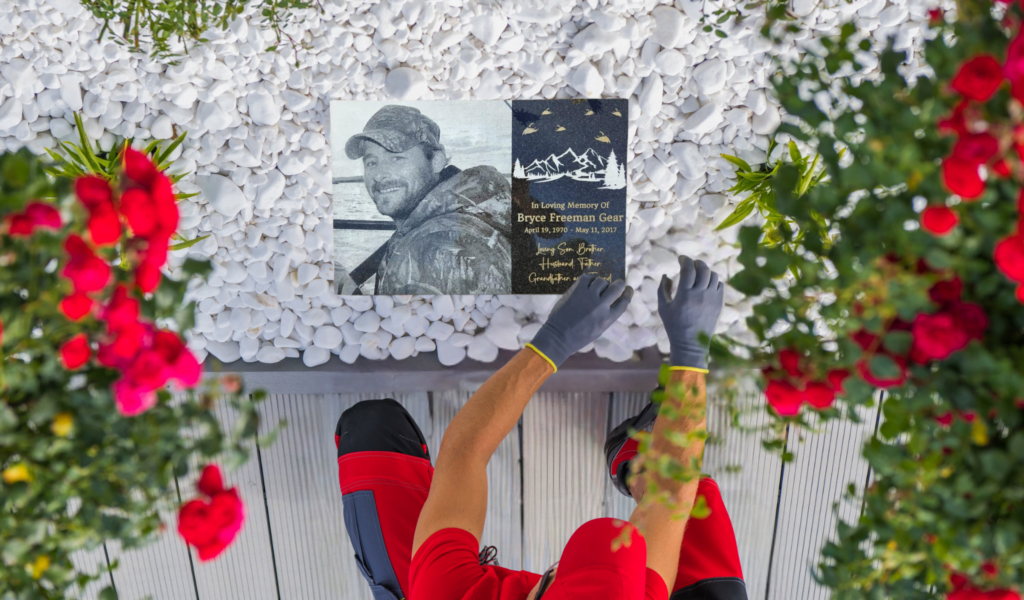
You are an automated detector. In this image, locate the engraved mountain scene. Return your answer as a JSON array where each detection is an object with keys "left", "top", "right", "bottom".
[{"left": 514, "top": 147, "right": 626, "bottom": 189}]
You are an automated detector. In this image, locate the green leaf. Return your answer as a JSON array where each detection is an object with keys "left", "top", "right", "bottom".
[
  {"left": 690, "top": 493, "right": 711, "bottom": 518},
  {"left": 1009, "top": 431, "right": 1024, "bottom": 460},
  {"left": 168, "top": 234, "right": 211, "bottom": 251},
  {"left": 182, "top": 258, "right": 213, "bottom": 277},
  {"left": 155, "top": 132, "right": 187, "bottom": 165},
  {"left": 882, "top": 331, "right": 913, "bottom": 355},
  {"left": 720, "top": 153, "right": 753, "bottom": 172},
  {"left": 788, "top": 140, "right": 802, "bottom": 163},
  {"left": 99, "top": 586, "right": 118, "bottom": 600},
  {"left": 714, "top": 200, "right": 757, "bottom": 231},
  {"left": 868, "top": 355, "right": 900, "bottom": 380},
  {"left": 979, "top": 449, "right": 1011, "bottom": 481}
]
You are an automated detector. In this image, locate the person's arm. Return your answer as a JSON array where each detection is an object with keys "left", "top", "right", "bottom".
[
  {"left": 410, "top": 348, "right": 552, "bottom": 555},
  {"left": 412, "top": 273, "right": 634, "bottom": 557},
  {"left": 628, "top": 256, "right": 724, "bottom": 592},
  {"left": 628, "top": 369, "right": 707, "bottom": 592}
]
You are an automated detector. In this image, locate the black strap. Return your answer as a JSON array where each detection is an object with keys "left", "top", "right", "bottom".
[{"left": 478, "top": 545, "right": 499, "bottom": 567}]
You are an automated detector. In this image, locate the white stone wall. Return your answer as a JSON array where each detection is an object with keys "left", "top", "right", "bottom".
[{"left": 0, "top": 0, "right": 938, "bottom": 366}]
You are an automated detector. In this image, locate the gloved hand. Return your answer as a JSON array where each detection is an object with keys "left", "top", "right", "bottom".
[
  {"left": 658, "top": 256, "right": 724, "bottom": 372},
  {"left": 527, "top": 273, "right": 633, "bottom": 372}
]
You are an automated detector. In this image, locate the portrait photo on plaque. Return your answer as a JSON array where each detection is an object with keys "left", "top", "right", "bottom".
[
  {"left": 330, "top": 100, "right": 513, "bottom": 295},
  {"left": 329, "top": 98, "right": 628, "bottom": 296}
]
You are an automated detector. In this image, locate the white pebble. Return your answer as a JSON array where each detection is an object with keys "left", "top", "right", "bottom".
[
  {"left": 303, "top": 346, "right": 330, "bottom": 367},
  {"left": 257, "top": 346, "right": 286, "bottom": 363},
  {"left": 384, "top": 68, "right": 428, "bottom": 101},
  {"left": 752, "top": 103, "right": 782, "bottom": 135},
  {"left": 354, "top": 311, "right": 381, "bottom": 333},
  {"left": 467, "top": 336, "right": 499, "bottom": 363},
  {"left": 313, "top": 326, "right": 343, "bottom": 348}
]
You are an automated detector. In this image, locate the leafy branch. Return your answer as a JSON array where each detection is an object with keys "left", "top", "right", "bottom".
[
  {"left": 80, "top": 0, "right": 322, "bottom": 64},
  {"left": 43, "top": 112, "right": 209, "bottom": 254},
  {"left": 716, "top": 139, "right": 835, "bottom": 257}
]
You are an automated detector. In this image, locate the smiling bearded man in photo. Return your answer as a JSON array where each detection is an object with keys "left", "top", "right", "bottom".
[{"left": 345, "top": 105, "right": 513, "bottom": 295}]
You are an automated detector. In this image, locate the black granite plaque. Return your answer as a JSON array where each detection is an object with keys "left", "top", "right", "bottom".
[{"left": 509, "top": 99, "right": 628, "bottom": 294}]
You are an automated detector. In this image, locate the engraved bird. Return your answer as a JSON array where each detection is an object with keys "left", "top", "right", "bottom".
[
  {"left": 612, "top": 108, "right": 622, "bottom": 117},
  {"left": 595, "top": 131, "right": 611, "bottom": 143},
  {"left": 555, "top": 124, "right": 566, "bottom": 132},
  {"left": 522, "top": 123, "right": 538, "bottom": 135},
  {"left": 541, "top": 108, "right": 552, "bottom": 115}
]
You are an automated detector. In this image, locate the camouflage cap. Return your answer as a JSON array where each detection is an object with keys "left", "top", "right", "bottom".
[{"left": 345, "top": 105, "right": 442, "bottom": 160}]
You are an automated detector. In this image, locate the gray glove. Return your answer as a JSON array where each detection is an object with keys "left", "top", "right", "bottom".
[
  {"left": 658, "top": 256, "right": 725, "bottom": 371},
  {"left": 528, "top": 273, "right": 633, "bottom": 371}
]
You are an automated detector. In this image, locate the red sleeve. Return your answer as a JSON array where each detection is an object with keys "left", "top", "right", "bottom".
[
  {"left": 410, "top": 528, "right": 541, "bottom": 600},
  {"left": 645, "top": 568, "right": 669, "bottom": 600}
]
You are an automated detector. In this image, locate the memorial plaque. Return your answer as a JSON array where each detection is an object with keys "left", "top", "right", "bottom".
[
  {"left": 510, "top": 99, "right": 628, "bottom": 294},
  {"left": 330, "top": 98, "right": 628, "bottom": 296}
]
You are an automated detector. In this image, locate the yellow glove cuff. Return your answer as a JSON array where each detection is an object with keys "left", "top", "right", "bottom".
[
  {"left": 667, "top": 365, "right": 709, "bottom": 374},
  {"left": 525, "top": 343, "right": 558, "bottom": 373}
]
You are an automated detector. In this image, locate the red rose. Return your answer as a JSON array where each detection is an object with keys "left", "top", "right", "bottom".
[
  {"left": 851, "top": 329, "right": 880, "bottom": 351},
  {"left": 766, "top": 379, "right": 804, "bottom": 416},
  {"left": 778, "top": 348, "right": 804, "bottom": 378},
  {"left": 102, "top": 285, "right": 140, "bottom": 332},
  {"left": 123, "top": 147, "right": 158, "bottom": 187},
  {"left": 911, "top": 312, "right": 970, "bottom": 361},
  {"left": 125, "top": 349, "right": 171, "bottom": 391},
  {"left": 87, "top": 201, "right": 121, "bottom": 246},
  {"left": 59, "top": 292, "right": 94, "bottom": 321},
  {"left": 197, "top": 464, "right": 225, "bottom": 496},
  {"left": 992, "top": 158, "right": 1012, "bottom": 177},
  {"left": 136, "top": 258, "right": 163, "bottom": 293},
  {"left": 951, "top": 55, "right": 1004, "bottom": 101},
  {"left": 153, "top": 330, "right": 202, "bottom": 388},
  {"left": 60, "top": 334, "right": 92, "bottom": 370},
  {"left": 938, "top": 101, "right": 969, "bottom": 136},
  {"left": 23, "top": 202, "right": 62, "bottom": 230},
  {"left": 5, "top": 213, "right": 34, "bottom": 236},
  {"left": 104, "top": 319, "right": 151, "bottom": 362},
  {"left": 935, "top": 411, "right": 955, "bottom": 426},
  {"left": 1006, "top": 33, "right": 1024, "bottom": 84},
  {"left": 952, "top": 133, "right": 1000, "bottom": 164},
  {"left": 119, "top": 188, "right": 157, "bottom": 237},
  {"left": 178, "top": 488, "right": 245, "bottom": 561},
  {"left": 928, "top": 8, "right": 943, "bottom": 23},
  {"left": 921, "top": 205, "right": 959, "bottom": 235},
  {"left": 949, "top": 301, "right": 988, "bottom": 340},
  {"left": 929, "top": 276, "right": 963, "bottom": 305},
  {"left": 803, "top": 382, "right": 835, "bottom": 410},
  {"left": 982, "top": 561, "right": 998, "bottom": 577},
  {"left": 942, "top": 158, "right": 985, "bottom": 199},
  {"left": 826, "top": 369, "right": 850, "bottom": 393},
  {"left": 1017, "top": 284, "right": 1024, "bottom": 304},
  {"left": 856, "top": 354, "right": 908, "bottom": 388},
  {"left": 61, "top": 234, "right": 110, "bottom": 293},
  {"left": 74, "top": 175, "right": 113, "bottom": 211},
  {"left": 112, "top": 378, "right": 158, "bottom": 416},
  {"left": 994, "top": 233, "right": 1024, "bottom": 282},
  {"left": 150, "top": 172, "right": 179, "bottom": 239}
]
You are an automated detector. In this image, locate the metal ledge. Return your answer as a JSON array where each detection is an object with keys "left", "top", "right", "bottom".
[{"left": 201, "top": 346, "right": 665, "bottom": 394}]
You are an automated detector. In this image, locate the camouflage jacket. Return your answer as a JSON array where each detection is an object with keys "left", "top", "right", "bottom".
[{"left": 375, "top": 165, "right": 512, "bottom": 295}]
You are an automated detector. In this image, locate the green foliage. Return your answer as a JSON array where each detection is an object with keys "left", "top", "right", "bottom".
[
  {"left": 80, "top": 0, "right": 322, "bottom": 64},
  {"left": 0, "top": 149, "right": 270, "bottom": 598},
  {"left": 707, "top": 1, "right": 1024, "bottom": 597},
  {"left": 43, "top": 112, "right": 205, "bottom": 257},
  {"left": 718, "top": 139, "right": 836, "bottom": 261}
]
